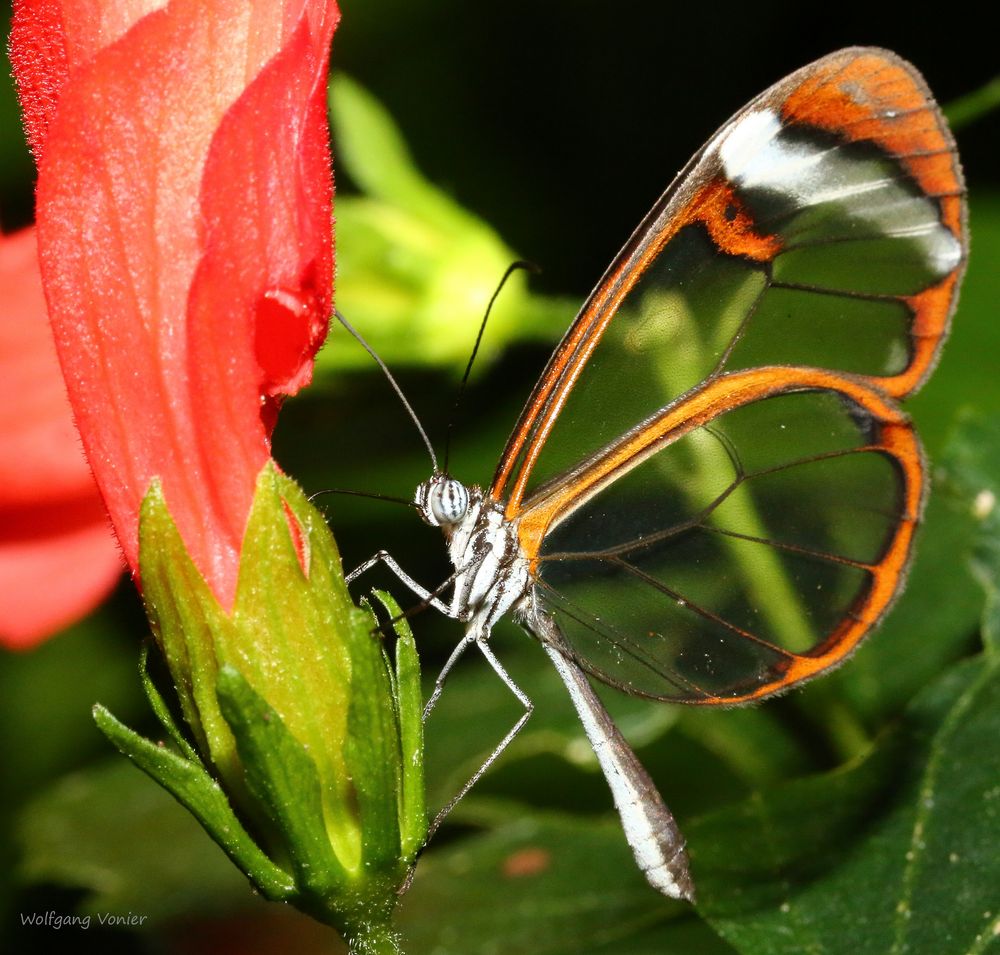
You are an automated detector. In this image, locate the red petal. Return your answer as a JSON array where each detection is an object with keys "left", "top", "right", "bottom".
[
  {"left": 8, "top": 0, "right": 68, "bottom": 159},
  {"left": 0, "top": 495, "right": 123, "bottom": 650},
  {"left": 0, "top": 228, "right": 122, "bottom": 648},
  {"left": 0, "top": 228, "right": 92, "bottom": 502},
  {"left": 186, "top": 12, "right": 335, "bottom": 534},
  {"left": 10, "top": 0, "right": 160, "bottom": 160},
  {"left": 21, "top": 1, "right": 339, "bottom": 606}
]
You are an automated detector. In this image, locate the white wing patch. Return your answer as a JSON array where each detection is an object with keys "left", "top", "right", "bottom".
[{"left": 716, "top": 108, "right": 962, "bottom": 280}]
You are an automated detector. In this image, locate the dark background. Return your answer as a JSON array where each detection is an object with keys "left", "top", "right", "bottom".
[{"left": 332, "top": 0, "right": 996, "bottom": 295}]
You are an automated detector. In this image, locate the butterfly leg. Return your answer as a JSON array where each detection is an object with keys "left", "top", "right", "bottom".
[
  {"left": 422, "top": 632, "right": 475, "bottom": 722},
  {"left": 424, "top": 636, "right": 534, "bottom": 841},
  {"left": 346, "top": 550, "right": 455, "bottom": 617}
]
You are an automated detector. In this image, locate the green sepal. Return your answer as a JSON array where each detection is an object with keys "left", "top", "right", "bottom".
[
  {"left": 347, "top": 603, "right": 404, "bottom": 874},
  {"left": 91, "top": 703, "right": 295, "bottom": 902},
  {"left": 223, "top": 465, "right": 370, "bottom": 869},
  {"left": 138, "top": 479, "right": 245, "bottom": 788},
  {"left": 371, "top": 591, "right": 427, "bottom": 860},
  {"left": 138, "top": 641, "right": 200, "bottom": 764},
  {"left": 214, "top": 665, "right": 347, "bottom": 898},
  {"left": 140, "top": 464, "right": 374, "bottom": 867},
  {"left": 344, "top": 591, "right": 427, "bottom": 881}
]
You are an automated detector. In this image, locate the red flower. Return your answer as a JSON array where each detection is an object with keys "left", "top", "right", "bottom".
[
  {"left": 0, "top": 227, "right": 122, "bottom": 649},
  {"left": 10, "top": 0, "right": 340, "bottom": 606}
]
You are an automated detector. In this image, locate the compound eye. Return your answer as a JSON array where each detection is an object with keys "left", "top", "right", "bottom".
[{"left": 430, "top": 478, "right": 469, "bottom": 525}]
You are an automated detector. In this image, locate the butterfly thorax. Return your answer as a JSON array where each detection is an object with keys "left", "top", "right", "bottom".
[{"left": 415, "top": 473, "right": 531, "bottom": 639}]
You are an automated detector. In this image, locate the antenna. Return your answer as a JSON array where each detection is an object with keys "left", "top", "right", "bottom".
[
  {"left": 443, "top": 260, "right": 540, "bottom": 472},
  {"left": 309, "top": 487, "right": 419, "bottom": 508},
  {"left": 335, "top": 309, "right": 438, "bottom": 472}
]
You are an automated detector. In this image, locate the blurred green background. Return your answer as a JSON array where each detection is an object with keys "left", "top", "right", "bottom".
[{"left": 2, "top": 2, "right": 998, "bottom": 953}]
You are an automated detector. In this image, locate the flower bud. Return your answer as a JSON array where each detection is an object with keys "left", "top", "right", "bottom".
[{"left": 95, "top": 463, "right": 425, "bottom": 950}]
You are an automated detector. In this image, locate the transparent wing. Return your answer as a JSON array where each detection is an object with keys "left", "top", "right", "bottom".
[
  {"left": 519, "top": 370, "right": 923, "bottom": 703},
  {"left": 491, "top": 48, "right": 965, "bottom": 515},
  {"left": 486, "top": 49, "right": 964, "bottom": 702}
]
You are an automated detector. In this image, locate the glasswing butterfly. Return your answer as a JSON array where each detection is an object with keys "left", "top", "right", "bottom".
[{"left": 345, "top": 47, "right": 966, "bottom": 900}]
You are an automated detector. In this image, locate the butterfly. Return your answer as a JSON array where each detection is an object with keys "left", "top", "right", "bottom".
[{"left": 345, "top": 46, "right": 966, "bottom": 901}]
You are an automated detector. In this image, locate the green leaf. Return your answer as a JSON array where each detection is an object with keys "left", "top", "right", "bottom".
[
  {"left": 945, "top": 74, "right": 1000, "bottom": 131},
  {"left": 323, "top": 75, "right": 569, "bottom": 377},
  {"left": 331, "top": 73, "right": 471, "bottom": 228},
  {"left": 396, "top": 810, "right": 694, "bottom": 954},
  {"left": 691, "top": 655, "right": 1000, "bottom": 954},
  {"left": 0, "top": 614, "right": 146, "bottom": 803},
  {"left": 92, "top": 703, "right": 294, "bottom": 901},
  {"left": 672, "top": 704, "right": 817, "bottom": 794},
  {"left": 937, "top": 411, "right": 1000, "bottom": 655},
  {"left": 582, "top": 919, "right": 737, "bottom": 954},
  {"left": 16, "top": 760, "right": 262, "bottom": 922}
]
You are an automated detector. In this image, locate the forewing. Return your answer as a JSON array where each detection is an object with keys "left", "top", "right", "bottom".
[{"left": 491, "top": 48, "right": 965, "bottom": 515}]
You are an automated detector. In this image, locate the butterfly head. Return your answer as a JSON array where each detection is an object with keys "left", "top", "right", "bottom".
[{"left": 415, "top": 472, "right": 471, "bottom": 528}]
